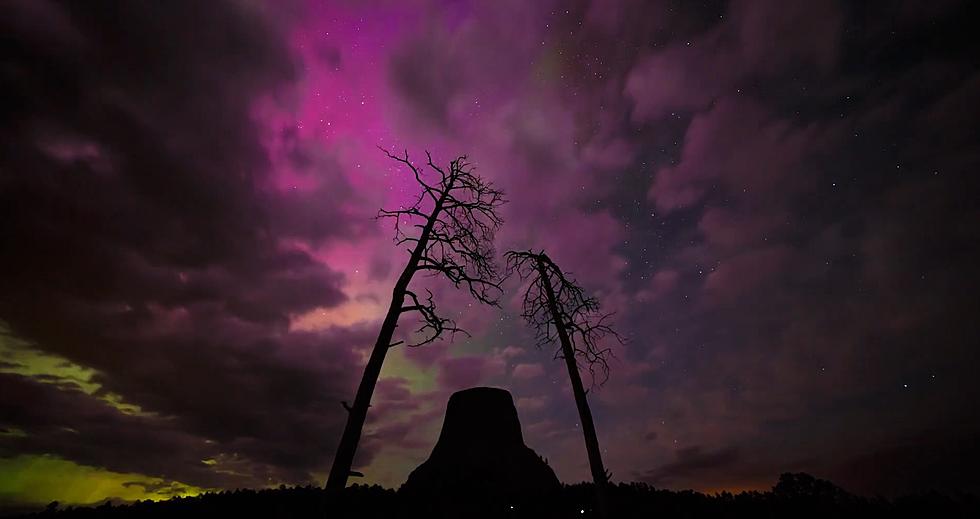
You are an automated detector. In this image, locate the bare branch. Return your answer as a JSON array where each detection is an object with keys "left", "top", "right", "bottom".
[
  {"left": 379, "top": 146, "right": 441, "bottom": 202},
  {"left": 379, "top": 147, "right": 507, "bottom": 309},
  {"left": 399, "top": 289, "right": 469, "bottom": 347},
  {"left": 505, "top": 250, "right": 623, "bottom": 387}
]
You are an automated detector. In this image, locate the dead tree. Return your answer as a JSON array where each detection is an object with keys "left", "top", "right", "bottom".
[
  {"left": 506, "top": 250, "right": 622, "bottom": 519},
  {"left": 325, "top": 148, "right": 506, "bottom": 491}
]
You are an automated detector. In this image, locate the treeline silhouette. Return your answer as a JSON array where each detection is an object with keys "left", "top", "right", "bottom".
[{"left": 13, "top": 473, "right": 978, "bottom": 519}]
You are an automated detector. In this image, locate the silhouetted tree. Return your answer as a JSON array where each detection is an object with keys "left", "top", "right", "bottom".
[
  {"left": 505, "top": 250, "right": 623, "bottom": 519},
  {"left": 325, "top": 149, "right": 506, "bottom": 491}
]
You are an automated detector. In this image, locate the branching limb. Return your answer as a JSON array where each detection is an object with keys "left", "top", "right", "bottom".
[
  {"left": 378, "top": 146, "right": 507, "bottom": 328},
  {"left": 398, "top": 289, "right": 469, "bottom": 347},
  {"left": 505, "top": 250, "right": 624, "bottom": 386}
]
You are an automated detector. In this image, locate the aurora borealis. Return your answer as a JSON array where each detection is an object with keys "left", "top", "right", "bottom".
[{"left": 2, "top": 0, "right": 979, "bottom": 511}]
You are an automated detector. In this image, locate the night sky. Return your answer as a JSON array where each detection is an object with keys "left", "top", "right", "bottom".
[{"left": 2, "top": 0, "right": 980, "bottom": 510}]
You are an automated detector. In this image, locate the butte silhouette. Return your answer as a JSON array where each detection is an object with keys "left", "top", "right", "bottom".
[{"left": 400, "top": 387, "right": 561, "bottom": 514}]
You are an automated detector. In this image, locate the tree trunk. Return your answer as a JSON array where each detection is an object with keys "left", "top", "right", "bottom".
[
  {"left": 326, "top": 192, "right": 448, "bottom": 491},
  {"left": 536, "top": 257, "right": 611, "bottom": 519},
  {"left": 324, "top": 284, "right": 404, "bottom": 491}
]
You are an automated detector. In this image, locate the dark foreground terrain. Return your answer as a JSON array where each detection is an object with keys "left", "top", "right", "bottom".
[{"left": 8, "top": 473, "right": 979, "bottom": 519}]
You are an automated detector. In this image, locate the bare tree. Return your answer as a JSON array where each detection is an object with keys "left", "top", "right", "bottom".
[
  {"left": 325, "top": 148, "right": 506, "bottom": 491},
  {"left": 505, "top": 250, "right": 622, "bottom": 519}
]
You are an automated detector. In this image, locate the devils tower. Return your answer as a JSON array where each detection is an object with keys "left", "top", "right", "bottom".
[{"left": 401, "top": 387, "right": 560, "bottom": 502}]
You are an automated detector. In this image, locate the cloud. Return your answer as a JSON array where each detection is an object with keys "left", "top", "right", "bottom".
[
  {"left": 499, "top": 346, "right": 526, "bottom": 359},
  {"left": 637, "top": 445, "right": 741, "bottom": 487},
  {"left": 0, "top": 0, "right": 375, "bottom": 491},
  {"left": 703, "top": 245, "right": 795, "bottom": 303},
  {"left": 512, "top": 363, "right": 545, "bottom": 380},
  {"left": 648, "top": 97, "right": 827, "bottom": 213},
  {"left": 403, "top": 342, "right": 451, "bottom": 369},
  {"left": 437, "top": 356, "right": 505, "bottom": 391},
  {"left": 516, "top": 396, "right": 549, "bottom": 413},
  {"left": 635, "top": 270, "right": 680, "bottom": 303},
  {"left": 388, "top": 31, "right": 467, "bottom": 129},
  {"left": 829, "top": 430, "right": 980, "bottom": 496},
  {"left": 626, "top": 0, "right": 841, "bottom": 122}
]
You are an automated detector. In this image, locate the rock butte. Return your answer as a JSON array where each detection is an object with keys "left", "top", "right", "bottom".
[{"left": 401, "top": 387, "right": 561, "bottom": 499}]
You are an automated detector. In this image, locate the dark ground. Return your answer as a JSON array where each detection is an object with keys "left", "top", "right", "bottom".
[{"left": 7, "top": 473, "right": 978, "bottom": 519}]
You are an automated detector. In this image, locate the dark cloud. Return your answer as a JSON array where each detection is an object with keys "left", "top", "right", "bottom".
[
  {"left": 0, "top": 372, "right": 224, "bottom": 487},
  {"left": 0, "top": 0, "right": 374, "bottom": 489},
  {"left": 437, "top": 356, "right": 495, "bottom": 392},
  {"left": 571, "top": 0, "right": 980, "bottom": 496},
  {"left": 388, "top": 33, "right": 465, "bottom": 129},
  {"left": 829, "top": 429, "right": 980, "bottom": 496},
  {"left": 638, "top": 446, "right": 741, "bottom": 486},
  {"left": 625, "top": 0, "right": 841, "bottom": 122},
  {"left": 385, "top": 1, "right": 544, "bottom": 133}
]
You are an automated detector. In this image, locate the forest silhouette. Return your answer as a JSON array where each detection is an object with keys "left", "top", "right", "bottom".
[{"left": 12, "top": 474, "right": 978, "bottom": 518}]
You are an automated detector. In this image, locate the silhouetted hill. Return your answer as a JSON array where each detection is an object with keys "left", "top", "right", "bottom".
[
  {"left": 7, "top": 473, "right": 979, "bottom": 519},
  {"left": 401, "top": 387, "right": 560, "bottom": 510}
]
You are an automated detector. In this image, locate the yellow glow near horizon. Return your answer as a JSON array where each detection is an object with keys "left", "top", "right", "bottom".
[
  {"left": 0, "top": 331, "right": 98, "bottom": 393},
  {"left": 0, "top": 455, "right": 208, "bottom": 507},
  {"left": 0, "top": 326, "right": 150, "bottom": 417}
]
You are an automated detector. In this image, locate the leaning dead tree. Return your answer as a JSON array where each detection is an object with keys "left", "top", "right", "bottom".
[
  {"left": 506, "top": 250, "right": 622, "bottom": 519},
  {"left": 325, "top": 148, "right": 506, "bottom": 491}
]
